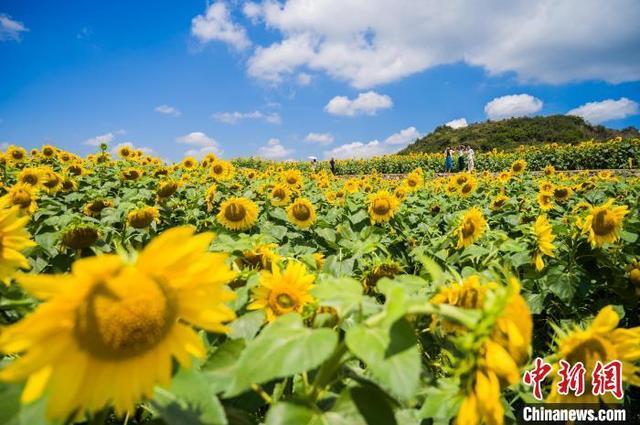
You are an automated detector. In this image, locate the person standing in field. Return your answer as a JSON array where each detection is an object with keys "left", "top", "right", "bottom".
[
  {"left": 444, "top": 148, "right": 454, "bottom": 172},
  {"left": 467, "top": 145, "right": 475, "bottom": 171},
  {"left": 330, "top": 157, "right": 336, "bottom": 175},
  {"left": 311, "top": 158, "right": 317, "bottom": 172},
  {"left": 457, "top": 146, "right": 466, "bottom": 172}
]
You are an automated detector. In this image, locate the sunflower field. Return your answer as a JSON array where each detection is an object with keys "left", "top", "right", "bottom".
[
  {"left": 234, "top": 137, "right": 640, "bottom": 175},
  {"left": 0, "top": 143, "right": 639, "bottom": 425}
]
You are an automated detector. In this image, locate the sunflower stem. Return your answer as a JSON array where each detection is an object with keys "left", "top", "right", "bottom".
[
  {"left": 251, "top": 383, "right": 273, "bottom": 404},
  {"left": 309, "top": 340, "right": 348, "bottom": 402}
]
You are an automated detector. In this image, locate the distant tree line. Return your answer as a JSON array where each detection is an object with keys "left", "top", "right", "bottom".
[{"left": 400, "top": 115, "right": 640, "bottom": 154}]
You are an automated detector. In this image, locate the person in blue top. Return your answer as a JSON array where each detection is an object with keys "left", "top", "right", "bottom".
[
  {"left": 457, "top": 146, "right": 466, "bottom": 172},
  {"left": 444, "top": 148, "right": 454, "bottom": 172}
]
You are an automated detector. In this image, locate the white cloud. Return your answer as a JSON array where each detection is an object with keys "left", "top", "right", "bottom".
[
  {"left": 84, "top": 130, "right": 126, "bottom": 146},
  {"left": 0, "top": 14, "right": 28, "bottom": 41},
  {"left": 243, "top": 2, "right": 262, "bottom": 23},
  {"left": 325, "top": 91, "right": 392, "bottom": 116},
  {"left": 191, "top": 2, "right": 251, "bottom": 50},
  {"left": 111, "top": 142, "right": 153, "bottom": 155},
  {"left": 567, "top": 98, "right": 639, "bottom": 124},
  {"left": 176, "top": 131, "right": 223, "bottom": 158},
  {"left": 485, "top": 94, "right": 543, "bottom": 120},
  {"left": 212, "top": 110, "right": 281, "bottom": 124},
  {"left": 154, "top": 104, "right": 181, "bottom": 117},
  {"left": 384, "top": 127, "right": 421, "bottom": 145},
  {"left": 445, "top": 118, "right": 468, "bottom": 129},
  {"left": 305, "top": 132, "right": 334, "bottom": 145},
  {"left": 85, "top": 133, "right": 115, "bottom": 146},
  {"left": 297, "top": 72, "right": 313, "bottom": 86},
  {"left": 324, "top": 126, "right": 420, "bottom": 159},
  {"left": 236, "top": 0, "right": 640, "bottom": 88},
  {"left": 324, "top": 140, "right": 387, "bottom": 160},
  {"left": 257, "top": 138, "right": 294, "bottom": 159}
]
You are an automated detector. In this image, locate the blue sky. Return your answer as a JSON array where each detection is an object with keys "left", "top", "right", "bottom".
[{"left": 1, "top": 0, "right": 639, "bottom": 161}]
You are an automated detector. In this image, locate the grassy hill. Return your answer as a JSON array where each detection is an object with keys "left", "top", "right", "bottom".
[{"left": 399, "top": 115, "right": 640, "bottom": 154}]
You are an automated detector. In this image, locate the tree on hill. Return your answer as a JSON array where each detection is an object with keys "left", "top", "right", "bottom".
[{"left": 399, "top": 115, "right": 640, "bottom": 154}]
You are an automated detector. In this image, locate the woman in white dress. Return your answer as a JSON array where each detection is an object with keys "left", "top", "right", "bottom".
[{"left": 467, "top": 145, "right": 475, "bottom": 171}]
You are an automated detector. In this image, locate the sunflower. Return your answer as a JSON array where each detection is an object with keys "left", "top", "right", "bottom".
[
  {"left": 117, "top": 145, "right": 132, "bottom": 159},
  {"left": 121, "top": 167, "right": 143, "bottom": 181},
  {"left": 497, "top": 171, "right": 512, "bottom": 183},
  {"left": 156, "top": 179, "right": 178, "bottom": 200},
  {"left": 60, "top": 177, "right": 78, "bottom": 192},
  {"left": 65, "top": 163, "right": 85, "bottom": 177},
  {"left": 240, "top": 243, "right": 280, "bottom": 270},
  {"left": 42, "top": 168, "right": 62, "bottom": 193},
  {"left": 83, "top": 199, "right": 113, "bottom": 217},
  {"left": 5, "top": 145, "right": 27, "bottom": 164},
  {"left": 181, "top": 156, "right": 198, "bottom": 170},
  {"left": 269, "top": 184, "right": 291, "bottom": 207},
  {"left": 127, "top": 206, "right": 160, "bottom": 229},
  {"left": 313, "top": 252, "right": 325, "bottom": 270},
  {"left": 61, "top": 225, "right": 100, "bottom": 250},
  {"left": 343, "top": 179, "right": 360, "bottom": 194},
  {"left": 17, "top": 168, "right": 43, "bottom": 187},
  {"left": 405, "top": 172, "right": 423, "bottom": 191},
  {"left": 38, "top": 145, "right": 56, "bottom": 159},
  {"left": 286, "top": 198, "right": 317, "bottom": 228},
  {"left": 57, "top": 151, "right": 73, "bottom": 163},
  {"left": 628, "top": 259, "right": 640, "bottom": 295},
  {"left": 532, "top": 216, "right": 555, "bottom": 271},
  {"left": 434, "top": 277, "right": 531, "bottom": 425},
  {"left": 210, "top": 159, "right": 234, "bottom": 181},
  {"left": 544, "top": 165, "right": 555, "bottom": 176},
  {"left": 0, "top": 226, "right": 236, "bottom": 419},
  {"left": 510, "top": 159, "right": 527, "bottom": 174},
  {"left": 456, "top": 207, "right": 487, "bottom": 249},
  {"left": 363, "top": 259, "right": 403, "bottom": 289},
  {"left": 393, "top": 185, "right": 409, "bottom": 201},
  {"left": 0, "top": 184, "right": 38, "bottom": 214},
  {"left": 217, "top": 197, "right": 259, "bottom": 231},
  {"left": 490, "top": 194, "right": 509, "bottom": 211},
  {"left": 537, "top": 192, "right": 553, "bottom": 211},
  {"left": 367, "top": 190, "right": 398, "bottom": 224},
  {"left": 205, "top": 184, "right": 218, "bottom": 211},
  {"left": 538, "top": 181, "right": 554, "bottom": 193},
  {"left": 248, "top": 261, "right": 315, "bottom": 322},
  {"left": 0, "top": 206, "right": 35, "bottom": 284},
  {"left": 547, "top": 306, "right": 640, "bottom": 404},
  {"left": 445, "top": 182, "right": 458, "bottom": 196},
  {"left": 281, "top": 169, "right": 303, "bottom": 187},
  {"left": 458, "top": 177, "right": 477, "bottom": 197},
  {"left": 553, "top": 185, "right": 573, "bottom": 203},
  {"left": 581, "top": 199, "right": 629, "bottom": 247}
]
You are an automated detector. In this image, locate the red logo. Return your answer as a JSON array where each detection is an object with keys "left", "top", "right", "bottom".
[{"left": 522, "top": 358, "right": 624, "bottom": 400}]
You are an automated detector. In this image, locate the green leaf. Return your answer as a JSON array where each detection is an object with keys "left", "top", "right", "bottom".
[
  {"left": 620, "top": 230, "right": 638, "bottom": 243},
  {"left": 350, "top": 384, "right": 397, "bottom": 425},
  {"left": 226, "top": 314, "right": 338, "bottom": 396},
  {"left": 152, "top": 368, "right": 227, "bottom": 425},
  {"left": 0, "top": 382, "right": 49, "bottom": 425},
  {"left": 418, "top": 379, "right": 462, "bottom": 423},
  {"left": 345, "top": 318, "right": 420, "bottom": 401},
  {"left": 264, "top": 402, "right": 326, "bottom": 425},
  {"left": 316, "top": 228, "right": 336, "bottom": 244},
  {"left": 229, "top": 310, "right": 265, "bottom": 341},
  {"left": 202, "top": 339, "right": 246, "bottom": 394},
  {"left": 311, "top": 276, "right": 363, "bottom": 317},
  {"left": 349, "top": 210, "right": 369, "bottom": 226}
]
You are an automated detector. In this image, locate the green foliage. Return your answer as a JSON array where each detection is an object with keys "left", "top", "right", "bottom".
[{"left": 401, "top": 115, "right": 639, "bottom": 154}]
